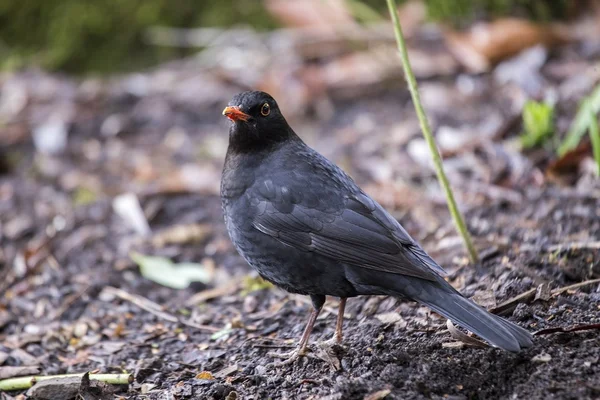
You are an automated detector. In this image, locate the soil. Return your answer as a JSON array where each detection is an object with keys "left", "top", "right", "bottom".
[{"left": 1, "top": 39, "right": 600, "bottom": 399}]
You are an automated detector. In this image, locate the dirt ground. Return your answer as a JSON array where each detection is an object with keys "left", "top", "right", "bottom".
[{"left": 1, "top": 30, "right": 600, "bottom": 400}]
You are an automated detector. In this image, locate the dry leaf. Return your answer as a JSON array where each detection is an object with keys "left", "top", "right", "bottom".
[
  {"left": 471, "top": 290, "right": 497, "bottom": 309},
  {"left": 265, "top": 0, "right": 354, "bottom": 31},
  {"left": 446, "top": 320, "right": 489, "bottom": 349},
  {"left": 196, "top": 371, "right": 215, "bottom": 380},
  {"left": 375, "top": 312, "right": 407, "bottom": 328},
  {"left": 445, "top": 18, "right": 572, "bottom": 72},
  {"left": 364, "top": 389, "right": 392, "bottom": 400},
  {"left": 546, "top": 141, "right": 592, "bottom": 184},
  {"left": 0, "top": 365, "right": 41, "bottom": 379}
]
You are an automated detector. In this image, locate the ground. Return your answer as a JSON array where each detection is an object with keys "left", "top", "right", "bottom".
[{"left": 1, "top": 31, "right": 600, "bottom": 400}]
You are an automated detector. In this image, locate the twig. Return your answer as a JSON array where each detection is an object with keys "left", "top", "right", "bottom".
[
  {"left": 0, "top": 373, "right": 132, "bottom": 391},
  {"left": 101, "top": 286, "right": 177, "bottom": 322},
  {"left": 534, "top": 323, "right": 600, "bottom": 336},
  {"left": 101, "top": 286, "right": 219, "bottom": 332},
  {"left": 386, "top": 0, "right": 479, "bottom": 263},
  {"left": 178, "top": 319, "right": 220, "bottom": 333},
  {"left": 544, "top": 241, "right": 600, "bottom": 252},
  {"left": 490, "top": 278, "right": 600, "bottom": 316},
  {"left": 489, "top": 288, "right": 537, "bottom": 316},
  {"left": 184, "top": 279, "right": 242, "bottom": 307},
  {"left": 551, "top": 278, "right": 600, "bottom": 296}
]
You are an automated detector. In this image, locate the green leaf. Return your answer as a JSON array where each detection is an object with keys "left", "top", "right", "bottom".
[
  {"left": 130, "top": 252, "right": 211, "bottom": 289},
  {"left": 588, "top": 109, "right": 600, "bottom": 176},
  {"left": 210, "top": 324, "right": 233, "bottom": 341},
  {"left": 520, "top": 100, "right": 554, "bottom": 149},
  {"left": 558, "top": 85, "right": 600, "bottom": 156}
]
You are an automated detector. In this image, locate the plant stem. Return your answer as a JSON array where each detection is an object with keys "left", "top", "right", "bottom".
[
  {"left": 386, "top": 0, "right": 479, "bottom": 263},
  {"left": 0, "top": 373, "right": 133, "bottom": 391},
  {"left": 588, "top": 108, "right": 600, "bottom": 176}
]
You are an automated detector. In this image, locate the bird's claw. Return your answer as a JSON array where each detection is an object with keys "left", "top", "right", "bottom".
[
  {"left": 320, "top": 335, "right": 343, "bottom": 348},
  {"left": 266, "top": 347, "right": 312, "bottom": 368}
]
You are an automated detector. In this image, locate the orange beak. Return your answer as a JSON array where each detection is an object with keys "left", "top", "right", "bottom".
[{"left": 223, "top": 106, "right": 250, "bottom": 122}]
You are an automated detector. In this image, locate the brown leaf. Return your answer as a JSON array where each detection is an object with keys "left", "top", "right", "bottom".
[
  {"left": 151, "top": 224, "right": 211, "bottom": 248},
  {"left": 444, "top": 18, "right": 572, "bottom": 72},
  {"left": 0, "top": 365, "right": 41, "bottom": 379},
  {"left": 446, "top": 320, "right": 489, "bottom": 349},
  {"left": 364, "top": 389, "right": 392, "bottom": 400},
  {"left": 546, "top": 141, "right": 592, "bottom": 184},
  {"left": 534, "top": 283, "right": 552, "bottom": 302},
  {"left": 214, "top": 364, "right": 238, "bottom": 379},
  {"left": 471, "top": 290, "right": 497, "bottom": 310},
  {"left": 196, "top": 371, "right": 214, "bottom": 380},
  {"left": 375, "top": 312, "right": 407, "bottom": 328},
  {"left": 265, "top": 0, "right": 354, "bottom": 31}
]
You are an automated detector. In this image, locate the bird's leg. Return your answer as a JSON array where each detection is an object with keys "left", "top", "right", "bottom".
[
  {"left": 267, "top": 294, "right": 325, "bottom": 366},
  {"left": 320, "top": 297, "right": 347, "bottom": 347},
  {"left": 333, "top": 297, "right": 346, "bottom": 344}
]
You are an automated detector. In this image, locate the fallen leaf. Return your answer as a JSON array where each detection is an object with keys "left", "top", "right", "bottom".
[
  {"left": 214, "top": 364, "right": 238, "bottom": 378},
  {"left": 446, "top": 320, "right": 489, "bottom": 349},
  {"left": 364, "top": 389, "right": 392, "bottom": 400},
  {"left": 210, "top": 324, "right": 233, "bottom": 341},
  {"left": 0, "top": 365, "right": 41, "bottom": 379},
  {"left": 444, "top": 18, "right": 571, "bottom": 73},
  {"left": 534, "top": 283, "right": 551, "bottom": 302},
  {"left": 375, "top": 312, "right": 406, "bottom": 328},
  {"left": 471, "top": 290, "right": 497, "bottom": 310},
  {"left": 546, "top": 141, "right": 591, "bottom": 183},
  {"left": 265, "top": 0, "right": 354, "bottom": 31},
  {"left": 131, "top": 252, "right": 211, "bottom": 289},
  {"left": 151, "top": 224, "right": 211, "bottom": 247},
  {"left": 196, "top": 371, "right": 214, "bottom": 380}
]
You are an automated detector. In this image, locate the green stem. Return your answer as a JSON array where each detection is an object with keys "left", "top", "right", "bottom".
[
  {"left": 589, "top": 109, "right": 600, "bottom": 176},
  {"left": 386, "top": 0, "right": 479, "bottom": 263},
  {"left": 0, "top": 373, "right": 133, "bottom": 391}
]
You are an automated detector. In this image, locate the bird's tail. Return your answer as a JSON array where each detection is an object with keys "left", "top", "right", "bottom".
[
  {"left": 420, "top": 290, "right": 533, "bottom": 352},
  {"left": 383, "top": 276, "right": 533, "bottom": 352}
]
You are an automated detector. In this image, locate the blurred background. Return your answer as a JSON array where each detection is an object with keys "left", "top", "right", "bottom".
[{"left": 1, "top": 1, "right": 600, "bottom": 398}]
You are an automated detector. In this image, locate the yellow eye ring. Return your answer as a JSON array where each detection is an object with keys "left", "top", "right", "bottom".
[{"left": 260, "top": 103, "right": 270, "bottom": 116}]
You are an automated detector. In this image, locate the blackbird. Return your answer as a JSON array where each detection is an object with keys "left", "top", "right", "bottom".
[{"left": 220, "top": 91, "right": 533, "bottom": 363}]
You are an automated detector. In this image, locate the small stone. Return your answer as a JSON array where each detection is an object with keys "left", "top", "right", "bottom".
[
  {"left": 532, "top": 353, "right": 552, "bottom": 363},
  {"left": 26, "top": 376, "right": 81, "bottom": 400},
  {"left": 73, "top": 321, "right": 88, "bottom": 338},
  {"left": 254, "top": 365, "right": 267, "bottom": 376}
]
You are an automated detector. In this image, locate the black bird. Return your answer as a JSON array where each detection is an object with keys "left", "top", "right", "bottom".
[{"left": 220, "top": 91, "right": 533, "bottom": 363}]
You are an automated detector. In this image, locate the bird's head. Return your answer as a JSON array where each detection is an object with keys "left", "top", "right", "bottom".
[{"left": 223, "top": 91, "right": 296, "bottom": 152}]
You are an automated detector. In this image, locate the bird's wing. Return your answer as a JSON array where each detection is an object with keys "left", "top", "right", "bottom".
[{"left": 250, "top": 180, "right": 446, "bottom": 281}]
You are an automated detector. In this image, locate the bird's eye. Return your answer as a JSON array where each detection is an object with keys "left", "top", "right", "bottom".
[{"left": 260, "top": 103, "right": 270, "bottom": 116}]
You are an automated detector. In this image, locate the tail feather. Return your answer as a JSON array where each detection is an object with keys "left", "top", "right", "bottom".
[
  {"left": 377, "top": 274, "right": 534, "bottom": 352},
  {"left": 350, "top": 267, "right": 533, "bottom": 351},
  {"left": 423, "top": 293, "right": 533, "bottom": 352}
]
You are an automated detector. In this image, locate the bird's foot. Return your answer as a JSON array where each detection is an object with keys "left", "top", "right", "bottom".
[
  {"left": 320, "top": 335, "right": 343, "bottom": 348},
  {"left": 266, "top": 347, "right": 311, "bottom": 367},
  {"left": 313, "top": 337, "right": 344, "bottom": 370}
]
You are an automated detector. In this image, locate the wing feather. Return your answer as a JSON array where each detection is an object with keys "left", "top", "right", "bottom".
[{"left": 252, "top": 187, "right": 446, "bottom": 281}]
